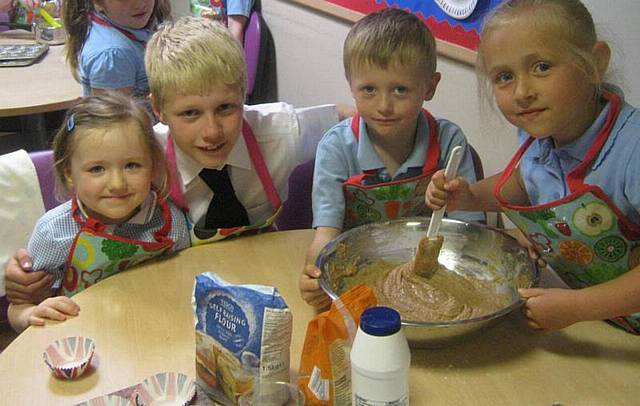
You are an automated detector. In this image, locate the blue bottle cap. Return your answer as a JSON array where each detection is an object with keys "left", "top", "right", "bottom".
[{"left": 359, "top": 306, "right": 401, "bottom": 336}]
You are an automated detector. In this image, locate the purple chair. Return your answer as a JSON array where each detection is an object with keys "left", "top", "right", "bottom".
[
  {"left": 1, "top": 151, "right": 57, "bottom": 327},
  {"left": 28, "top": 150, "right": 60, "bottom": 211},
  {"left": 0, "top": 12, "right": 9, "bottom": 33},
  {"left": 276, "top": 159, "right": 315, "bottom": 231},
  {"left": 243, "top": 10, "right": 261, "bottom": 98}
]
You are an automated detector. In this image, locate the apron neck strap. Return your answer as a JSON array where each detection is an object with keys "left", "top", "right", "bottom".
[
  {"left": 242, "top": 119, "right": 282, "bottom": 209},
  {"left": 166, "top": 136, "right": 189, "bottom": 211},
  {"left": 90, "top": 12, "right": 147, "bottom": 48},
  {"left": 566, "top": 91, "right": 621, "bottom": 192},
  {"left": 350, "top": 108, "right": 440, "bottom": 175},
  {"left": 71, "top": 193, "right": 172, "bottom": 241},
  {"left": 166, "top": 119, "right": 282, "bottom": 213},
  {"left": 494, "top": 90, "right": 622, "bottom": 203}
]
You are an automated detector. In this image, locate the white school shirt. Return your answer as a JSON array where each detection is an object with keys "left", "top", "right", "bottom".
[{"left": 155, "top": 102, "right": 339, "bottom": 226}]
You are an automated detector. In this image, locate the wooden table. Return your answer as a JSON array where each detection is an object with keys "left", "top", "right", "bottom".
[
  {"left": 0, "top": 30, "right": 81, "bottom": 149},
  {"left": 0, "top": 230, "right": 638, "bottom": 405}
]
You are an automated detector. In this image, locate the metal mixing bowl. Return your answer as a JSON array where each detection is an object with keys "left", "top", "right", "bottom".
[{"left": 317, "top": 218, "right": 539, "bottom": 348}]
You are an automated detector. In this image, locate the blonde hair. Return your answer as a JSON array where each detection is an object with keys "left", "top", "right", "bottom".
[
  {"left": 64, "top": 0, "right": 172, "bottom": 82},
  {"left": 343, "top": 8, "right": 437, "bottom": 82},
  {"left": 51, "top": 92, "right": 169, "bottom": 201},
  {"left": 145, "top": 16, "right": 247, "bottom": 108},
  {"left": 478, "top": 0, "right": 603, "bottom": 84}
]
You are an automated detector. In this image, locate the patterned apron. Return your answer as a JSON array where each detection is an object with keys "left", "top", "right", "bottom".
[
  {"left": 62, "top": 194, "right": 175, "bottom": 296},
  {"left": 343, "top": 109, "right": 440, "bottom": 230},
  {"left": 167, "top": 119, "right": 282, "bottom": 245},
  {"left": 494, "top": 92, "right": 640, "bottom": 333}
]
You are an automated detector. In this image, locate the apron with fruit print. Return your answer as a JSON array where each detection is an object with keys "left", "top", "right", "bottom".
[
  {"left": 167, "top": 120, "right": 282, "bottom": 245},
  {"left": 494, "top": 92, "right": 640, "bottom": 333},
  {"left": 61, "top": 195, "right": 175, "bottom": 296},
  {"left": 343, "top": 109, "right": 440, "bottom": 230}
]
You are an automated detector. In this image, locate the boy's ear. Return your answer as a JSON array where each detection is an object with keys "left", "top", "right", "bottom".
[
  {"left": 423, "top": 72, "right": 441, "bottom": 101},
  {"left": 149, "top": 94, "right": 165, "bottom": 124},
  {"left": 591, "top": 41, "right": 611, "bottom": 83}
]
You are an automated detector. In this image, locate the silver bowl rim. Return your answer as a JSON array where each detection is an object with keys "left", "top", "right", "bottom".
[{"left": 317, "top": 217, "right": 540, "bottom": 327}]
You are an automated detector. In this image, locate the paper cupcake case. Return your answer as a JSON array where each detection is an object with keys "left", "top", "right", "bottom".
[
  {"left": 135, "top": 372, "right": 196, "bottom": 406},
  {"left": 43, "top": 336, "right": 95, "bottom": 380},
  {"left": 74, "top": 372, "right": 199, "bottom": 406}
]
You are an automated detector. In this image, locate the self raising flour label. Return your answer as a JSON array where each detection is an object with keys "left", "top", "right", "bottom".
[{"left": 193, "top": 273, "right": 292, "bottom": 405}]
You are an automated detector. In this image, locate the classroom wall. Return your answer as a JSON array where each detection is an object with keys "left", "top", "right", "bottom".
[{"left": 170, "top": 0, "right": 640, "bottom": 178}]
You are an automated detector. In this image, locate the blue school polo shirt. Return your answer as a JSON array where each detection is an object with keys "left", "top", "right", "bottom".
[
  {"left": 79, "top": 12, "right": 151, "bottom": 98},
  {"left": 313, "top": 113, "right": 485, "bottom": 229},
  {"left": 227, "top": 0, "right": 254, "bottom": 17}
]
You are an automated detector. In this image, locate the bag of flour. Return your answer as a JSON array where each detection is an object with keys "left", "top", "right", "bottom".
[{"left": 193, "top": 273, "right": 292, "bottom": 405}]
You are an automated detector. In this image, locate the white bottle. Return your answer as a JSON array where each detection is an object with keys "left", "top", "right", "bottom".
[{"left": 350, "top": 306, "right": 410, "bottom": 406}]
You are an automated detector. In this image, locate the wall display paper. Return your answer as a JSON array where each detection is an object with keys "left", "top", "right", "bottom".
[{"left": 293, "top": 0, "right": 504, "bottom": 64}]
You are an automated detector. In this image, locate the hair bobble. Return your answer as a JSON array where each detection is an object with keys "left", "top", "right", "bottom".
[{"left": 66, "top": 113, "right": 75, "bottom": 133}]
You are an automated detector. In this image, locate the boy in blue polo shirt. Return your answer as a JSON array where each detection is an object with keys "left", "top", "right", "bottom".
[{"left": 299, "top": 8, "right": 484, "bottom": 308}]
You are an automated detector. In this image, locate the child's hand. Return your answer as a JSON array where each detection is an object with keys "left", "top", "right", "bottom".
[
  {"left": 519, "top": 287, "right": 581, "bottom": 330},
  {"left": 9, "top": 296, "right": 80, "bottom": 333},
  {"left": 30, "top": 296, "right": 80, "bottom": 326},
  {"left": 299, "top": 264, "right": 331, "bottom": 310},
  {"left": 5, "top": 248, "right": 54, "bottom": 304},
  {"left": 505, "top": 228, "right": 547, "bottom": 268},
  {"left": 425, "top": 169, "right": 472, "bottom": 212}
]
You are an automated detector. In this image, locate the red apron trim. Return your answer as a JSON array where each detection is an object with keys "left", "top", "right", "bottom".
[
  {"left": 349, "top": 108, "right": 440, "bottom": 182},
  {"left": 69, "top": 194, "right": 173, "bottom": 251},
  {"left": 566, "top": 92, "right": 621, "bottom": 191},
  {"left": 241, "top": 120, "right": 282, "bottom": 209},
  {"left": 344, "top": 171, "right": 437, "bottom": 189},
  {"left": 494, "top": 91, "right": 640, "bottom": 240},
  {"left": 495, "top": 91, "right": 621, "bottom": 207},
  {"left": 166, "top": 137, "right": 188, "bottom": 211},
  {"left": 91, "top": 13, "right": 147, "bottom": 48}
]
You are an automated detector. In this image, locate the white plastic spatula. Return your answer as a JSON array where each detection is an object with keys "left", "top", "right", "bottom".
[
  {"left": 426, "top": 145, "right": 464, "bottom": 238},
  {"left": 414, "top": 146, "right": 464, "bottom": 278}
]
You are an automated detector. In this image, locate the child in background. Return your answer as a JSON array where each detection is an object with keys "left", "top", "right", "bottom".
[
  {"left": 299, "top": 8, "right": 485, "bottom": 308},
  {"left": 190, "top": 0, "right": 255, "bottom": 44},
  {"left": 63, "top": 0, "right": 172, "bottom": 97},
  {"left": 426, "top": 0, "right": 640, "bottom": 333},
  {"left": 7, "top": 92, "right": 190, "bottom": 332},
  {"left": 225, "top": 0, "right": 254, "bottom": 44}
]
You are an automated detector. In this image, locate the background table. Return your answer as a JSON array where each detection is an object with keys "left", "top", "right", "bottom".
[
  {"left": 0, "top": 230, "right": 638, "bottom": 405},
  {"left": 0, "top": 30, "right": 81, "bottom": 150}
]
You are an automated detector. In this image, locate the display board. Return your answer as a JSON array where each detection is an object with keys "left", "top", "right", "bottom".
[{"left": 290, "top": 0, "right": 504, "bottom": 65}]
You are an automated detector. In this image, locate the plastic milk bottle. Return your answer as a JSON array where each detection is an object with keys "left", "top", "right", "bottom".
[{"left": 350, "top": 306, "right": 410, "bottom": 405}]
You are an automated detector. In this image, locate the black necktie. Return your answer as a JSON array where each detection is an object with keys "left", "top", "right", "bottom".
[{"left": 199, "top": 166, "right": 249, "bottom": 229}]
